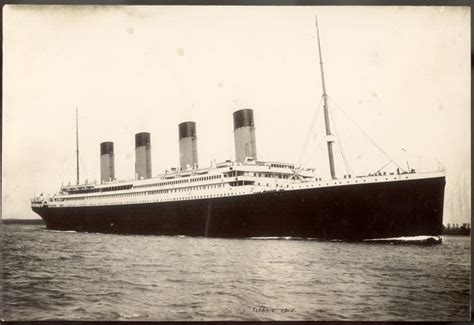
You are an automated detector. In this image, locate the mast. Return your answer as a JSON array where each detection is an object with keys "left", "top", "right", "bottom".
[
  {"left": 315, "top": 16, "right": 336, "bottom": 179},
  {"left": 76, "top": 107, "right": 80, "bottom": 185}
]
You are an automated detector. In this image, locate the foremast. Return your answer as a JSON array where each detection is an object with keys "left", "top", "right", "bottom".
[
  {"left": 315, "top": 16, "right": 336, "bottom": 180},
  {"left": 76, "top": 107, "right": 80, "bottom": 185}
]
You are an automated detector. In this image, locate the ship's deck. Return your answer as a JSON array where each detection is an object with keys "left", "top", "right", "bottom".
[{"left": 31, "top": 159, "right": 445, "bottom": 209}]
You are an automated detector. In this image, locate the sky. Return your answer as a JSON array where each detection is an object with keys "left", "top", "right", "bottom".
[{"left": 2, "top": 5, "right": 470, "bottom": 224}]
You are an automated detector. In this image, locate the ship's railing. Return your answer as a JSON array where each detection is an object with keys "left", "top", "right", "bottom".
[
  {"left": 30, "top": 195, "right": 50, "bottom": 204},
  {"left": 32, "top": 169, "right": 446, "bottom": 208}
]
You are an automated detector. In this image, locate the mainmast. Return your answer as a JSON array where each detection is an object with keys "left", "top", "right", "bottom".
[
  {"left": 315, "top": 16, "right": 336, "bottom": 180},
  {"left": 76, "top": 107, "right": 80, "bottom": 185}
]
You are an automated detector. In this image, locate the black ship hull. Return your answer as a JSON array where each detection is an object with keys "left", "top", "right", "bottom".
[{"left": 32, "top": 176, "right": 445, "bottom": 240}]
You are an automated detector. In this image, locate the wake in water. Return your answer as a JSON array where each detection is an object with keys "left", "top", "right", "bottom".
[
  {"left": 248, "top": 235, "right": 442, "bottom": 245},
  {"left": 42, "top": 229, "right": 79, "bottom": 234},
  {"left": 248, "top": 236, "right": 331, "bottom": 241},
  {"left": 249, "top": 236, "right": 297, "bottom": 240},
  {"left": 363, "top": 235, "right": 442, "bottom": 245},
  {"left": 41, "top": 229, "right": 442, "bottom": 245}
]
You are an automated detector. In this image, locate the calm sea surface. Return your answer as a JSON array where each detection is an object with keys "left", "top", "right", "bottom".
[{"left": 2, "top": 224, "right": 471, "bottom": 321}]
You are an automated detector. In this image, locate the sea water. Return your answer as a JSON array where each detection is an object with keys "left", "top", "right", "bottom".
[{"left": 2, "top": 223, "right": 470, "bottom": 321}]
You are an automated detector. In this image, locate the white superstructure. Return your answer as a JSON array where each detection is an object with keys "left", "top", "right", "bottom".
[{"left": 31, "top": 158, "right": 444, "bottom": 209}]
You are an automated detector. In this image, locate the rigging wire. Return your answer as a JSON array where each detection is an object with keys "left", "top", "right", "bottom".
[
  {"left": 297, "top": 95, "right": 324, "bottom": 168},
  {"left": 374, "top": 159, "right": 395, "bottom": 175},
  {"left": 301, "top": 135, "right": 327, "bottom": 169},
  {"left": 79, "top": 152, "right": 89, "bottom": 182},
  {"left": 329, "top": 105, "right": 352, "bottom": 175},
  {"left": 282, "top": 131, "right": 327, "bottom": 187},
  {"left": 327, "top": 96, "right": 407, "bottom": 173},
  {"left": 60, "top": 153, "right": 77, "bottom": 185}
]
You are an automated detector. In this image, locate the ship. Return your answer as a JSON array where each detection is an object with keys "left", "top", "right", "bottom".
[{"left": 31, "top": 18, "right": 446, "bottom": 240}]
